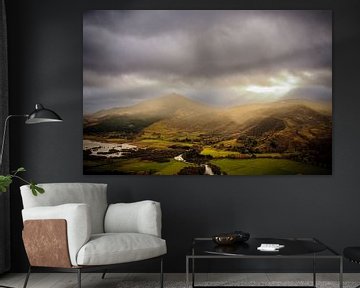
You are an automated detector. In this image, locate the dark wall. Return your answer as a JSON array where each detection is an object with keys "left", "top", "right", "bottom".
[{"left": 5, "top": 0, "right": 360, "bottom": 273}]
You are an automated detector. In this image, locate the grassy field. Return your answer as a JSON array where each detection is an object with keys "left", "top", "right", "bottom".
[
  {"left": 84, "top": 158, "right": 190, "bottom": 175},
  {"left": 141, "top": 122, "right": 203, "bottom": 142},
  {"left": 200, "top": 147, "right": 242, "bottom": 158},
  {"left": 210, "top": 158, "right": 330, "bottom": 175},
  {"left": 83, "top": 138, "right": 330, "bottom": 175},
  {"left": 135, "top": 139, "right": 193, "bottom": 149},
  {"left": 84, "top": 157, "right": 330, "bottom": 175}
]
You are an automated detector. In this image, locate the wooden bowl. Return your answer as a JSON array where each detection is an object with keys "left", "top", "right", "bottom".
[{"left": 212, "top": 234, "right": 237, "bottom": 245}]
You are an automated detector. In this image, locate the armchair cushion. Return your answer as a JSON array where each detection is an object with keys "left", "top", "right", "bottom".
[
  {"left": 104, "top": 201, "right": 162, "bottom": 237},
  {"left": 22, "top": 203, "right": 91, "bottom": 266},
  {"left": 20, "top": 183, "right": 108, "bottom": 234},
  {"left": 76, "top": 233, "right": 167, "bottom": 266}
]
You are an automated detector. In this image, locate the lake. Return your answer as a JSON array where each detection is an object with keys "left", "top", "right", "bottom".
[{"left": 83, "top": 139, "right": 137, "bottom": 158}]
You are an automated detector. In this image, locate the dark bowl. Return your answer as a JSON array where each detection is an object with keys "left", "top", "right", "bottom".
[
  {"left": 233, "top": 230, "right": 250, "bottom": 242},
  {"left": 212, "top": 234, "right": 237, "bottom": 245}
]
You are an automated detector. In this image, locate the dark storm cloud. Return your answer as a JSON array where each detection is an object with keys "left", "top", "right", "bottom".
[
  {"left": 84, "top": 10, "right": 331, "bottom": 76},
  {"left": 83, "top": 10, "right": 332, "bottom": 112}
]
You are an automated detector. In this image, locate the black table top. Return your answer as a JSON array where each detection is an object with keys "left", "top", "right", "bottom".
[{"left": 192, "top": 238, "right": 336, "bottom": 257}]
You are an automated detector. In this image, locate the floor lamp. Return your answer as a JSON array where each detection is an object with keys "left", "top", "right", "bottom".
[{"left": 0, "top": 103, "right": 62, "bottom": 288}]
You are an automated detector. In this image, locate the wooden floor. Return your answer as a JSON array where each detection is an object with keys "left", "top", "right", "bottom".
[{"left": 0, "top": 273, "right": 359, "bottom": 288}]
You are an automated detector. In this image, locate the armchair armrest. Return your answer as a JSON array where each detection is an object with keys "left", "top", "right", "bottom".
[
  {"left": 22, "top": 203, "right": 91, "bottom": 266},
  {"left": 104, "top": 200, "right": 162, "bottom": 237},
  {"left": 23, "top": 219, "right": 71, "bottom": 268}
]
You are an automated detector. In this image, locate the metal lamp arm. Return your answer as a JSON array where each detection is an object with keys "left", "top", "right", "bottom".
[{"left": 0, "top": 114, "right": 28, "bottom": 168}]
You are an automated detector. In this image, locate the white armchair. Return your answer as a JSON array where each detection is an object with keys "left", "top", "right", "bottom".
[{"left": 20, "top": 183, "right": 166, "bottom": 288}]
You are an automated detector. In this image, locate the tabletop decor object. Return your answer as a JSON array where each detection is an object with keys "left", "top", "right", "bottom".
[
  {"left": 233, "top": 230, "right": 250, "bottom": 242},
  {"left": 212, "top": 233, "right": 238, "bottom": 245},
  {"left": 212, "top": 230, "right": 250, "bottom": 245}
]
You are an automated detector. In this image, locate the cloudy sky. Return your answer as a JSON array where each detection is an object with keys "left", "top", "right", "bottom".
[{"left": 83, "top": 10, "right": 332, "bottom": 113}]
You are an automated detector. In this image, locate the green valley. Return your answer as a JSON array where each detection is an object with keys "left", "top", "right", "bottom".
[{"left": 83, "top": 94, "right": 332, "bottom": 175}]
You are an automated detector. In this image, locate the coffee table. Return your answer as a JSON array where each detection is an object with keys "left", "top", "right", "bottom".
[{"left": 186, "top": 237, "right": 343, "bottom": 288}]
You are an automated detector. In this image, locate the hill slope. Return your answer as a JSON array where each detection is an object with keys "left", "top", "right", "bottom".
[{"left": 84, "top": 94, "right": 332, "bottom": 157}]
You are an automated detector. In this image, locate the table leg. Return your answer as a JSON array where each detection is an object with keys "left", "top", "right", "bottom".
[
  {"left": 192, "top": 257, "right": 195, "bottom": 288},
  {"left": 339, "top": 257, "right": 343, "bottom": 288},
  {"left": 186, "top": 257, "right": 189, "bottom": 288},
  {"left": 313, "top": 254, "right": 316, "bottom": 287},
  {"left": 192, "top": 246, "right": 195, "bottom": 288}
]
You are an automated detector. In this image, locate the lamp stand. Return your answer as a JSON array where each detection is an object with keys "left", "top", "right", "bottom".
[
  {"left": 0, "top": 114, "right": 27, "bottom": 168},
  {"left": 0, "top": 115, "right": 28, "bottom": 288}
]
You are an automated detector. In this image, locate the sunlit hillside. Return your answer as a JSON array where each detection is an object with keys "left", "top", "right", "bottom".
[{"left": 83, "top": 94, "right": 332, "bottom": 175}]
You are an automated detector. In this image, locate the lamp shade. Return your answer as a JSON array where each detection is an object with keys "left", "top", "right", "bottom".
[{"left": 25, "top": 104, "right": 63, "bottom": 124}]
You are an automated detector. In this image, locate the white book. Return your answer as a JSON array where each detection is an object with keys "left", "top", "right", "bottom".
[{"left": 257, "top": 243, "right": 285, "bottom": 251}]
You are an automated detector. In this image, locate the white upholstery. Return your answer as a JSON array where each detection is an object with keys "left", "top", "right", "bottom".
[
  {"left": 20, "top": 183, "right": 107, "bottom": 234},
  {"left": 77, "top": 233, "right": 167, "bottom": 266},
  {"left": 105, "top": 201, "right": 162, "bottom": 237},
  {"left": 20, "top": 183, "right": 166, "bottom": 267},
  {"left": 22, "top": 204, "right": 91, "bottom": 266}
]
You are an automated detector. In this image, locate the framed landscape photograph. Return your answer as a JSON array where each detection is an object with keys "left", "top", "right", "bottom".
[{"left": 83, "top": 10, "right": 332, "bottom": 175}]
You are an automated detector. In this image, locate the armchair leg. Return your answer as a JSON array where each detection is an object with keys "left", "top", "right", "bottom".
[
  {"left": 101, "top": 270, "right": 107, "bottom": 279},
  {"left": 23, "top": 266, "right": 31, "bottom": 288},
  {"left": 160, "top": 257, "right": 164, "bottom": 288},
  {"left": 77, "top": 268, "right": 81, "bottom": 288}
]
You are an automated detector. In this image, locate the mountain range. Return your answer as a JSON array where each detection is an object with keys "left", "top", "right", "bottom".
[{"left": 84, "top": 93, "right": 332, "bottom": 153}]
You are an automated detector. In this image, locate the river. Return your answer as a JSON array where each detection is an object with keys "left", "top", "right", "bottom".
[
  {"left": 204, "top": 164, "right": 214, "bottom": 175},
  {"left": 174, "top": 153, "right": 215, "bottom": 175}
]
